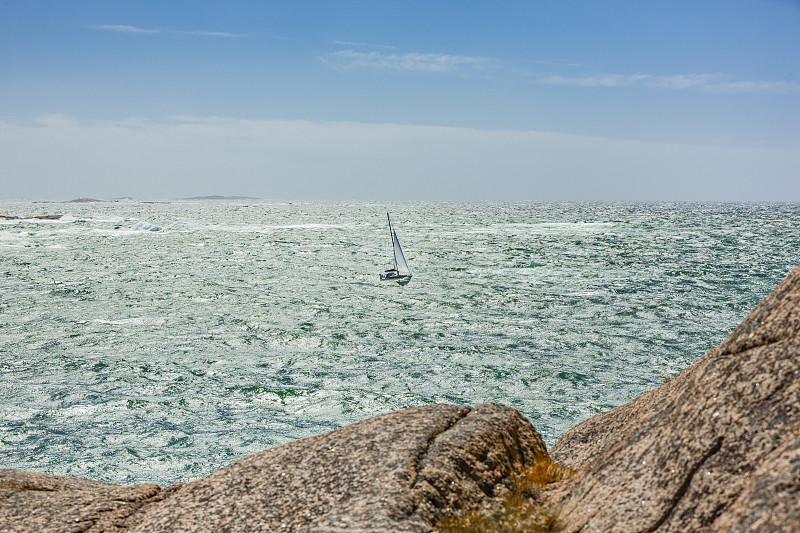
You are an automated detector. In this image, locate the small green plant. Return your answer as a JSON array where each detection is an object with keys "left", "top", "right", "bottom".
[{"left": 436, "top": 455, "right": 574, "bottom": 533}]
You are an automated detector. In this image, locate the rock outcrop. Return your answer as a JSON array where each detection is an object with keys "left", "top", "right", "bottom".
[
  {"left": 0, "top": 404, "right": 546, "bottom": 533},
  {"left": 547, "top": 263, "right": 800, "bottom": 532},
  {"left": 0, "top": 469, "right": 162, "bottom": 533}
]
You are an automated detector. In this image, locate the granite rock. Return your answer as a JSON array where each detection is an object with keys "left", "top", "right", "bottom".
[
  {"left": 547, "top": 263, "right": 800, "bottom": 532},
  {"left": 1, "top": 403, "right": 546, "bottom": 533},
  {"left": 0, "top": 469, "right": 162, "bottom": 533}
]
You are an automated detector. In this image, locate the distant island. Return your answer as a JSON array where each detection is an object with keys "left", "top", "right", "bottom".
[
  {"left": 182, "top": 195, "right": 260, "bottom": 200},
  {"left": 0, "top": 214, "right": 63, "bottom": 220},
  {"left": 66, "top": 198, "right": 105, "bottom": 203}
]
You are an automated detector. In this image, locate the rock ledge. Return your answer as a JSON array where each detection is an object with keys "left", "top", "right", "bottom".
[{"left": 1, "top": 404, "right": 546, "bottom": 533}]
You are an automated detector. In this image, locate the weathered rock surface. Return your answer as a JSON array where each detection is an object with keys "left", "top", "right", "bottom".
[
  {"left": 1, "top": 403, "right": 546, "bottom": 532},
  {"left": 0, "top": 469, "right": 163, "bottom": 533},
  {"left": 547, "top": 263, "right": 800, "bottom": 532}
]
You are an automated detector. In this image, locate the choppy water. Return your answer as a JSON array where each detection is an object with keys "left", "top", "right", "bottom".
[{"left": 1, "top": 200, "right": 798, "bottom": 486}]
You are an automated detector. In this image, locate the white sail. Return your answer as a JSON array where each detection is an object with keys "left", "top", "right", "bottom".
[
  {"left": 392, "top": 229, "right": 410, "bottom": 275},
  {"left": 381, "top": 212, "right": 412, "bottom": 285}
]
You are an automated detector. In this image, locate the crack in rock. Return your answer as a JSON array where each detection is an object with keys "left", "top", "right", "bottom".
[{"left": 643, "top": 436, "right": 724, "bottom": 533}]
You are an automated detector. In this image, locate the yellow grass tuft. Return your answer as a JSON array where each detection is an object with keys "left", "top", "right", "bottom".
[
  {"left": 436, "top": 497, "right": 561, "bottom": 533},
  {"left": 511, "top": 457, "right": 575, "bottom": 497},
  {"left": 436, "top": 455, "right": 574, "bottom": 533}
]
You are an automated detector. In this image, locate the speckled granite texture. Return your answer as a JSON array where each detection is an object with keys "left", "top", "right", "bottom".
[{"left": 1, "top": 403, "right": 546, "bottom": 532}]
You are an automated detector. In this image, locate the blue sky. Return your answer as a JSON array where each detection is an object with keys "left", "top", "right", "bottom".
[{"left": 1, "top": 0, "right": 798, "bottom": 200}]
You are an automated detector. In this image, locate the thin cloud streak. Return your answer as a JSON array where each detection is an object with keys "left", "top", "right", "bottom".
[
  {"left": 541, "top": 73, "right": 650, "bottom": 87},
  {"left": 319, "top": 48, "right": 796, "bottom": 95},
  {"left": 96, "top": 25, "right": 242, "bottom": 38},
  {"left": 327, "top": 40, "right": 397, "bottom": 50},
  {"left": 647, "top": 74, "right": 719, "bottom": 90},
  {"left": 541, "top": 71, "right": 799, "bottom": 94},
  {"left": 320, "top": 50, "right": 493, "bottom": 73},
  {"left": 97, "top": 24, "right": 159, "bottom": 34},
  {"left": 178, "top": 30, "right": 241, "bottom": 38},
  {"left": 705, "top": 80, "right": 800, "bottom": 94}
]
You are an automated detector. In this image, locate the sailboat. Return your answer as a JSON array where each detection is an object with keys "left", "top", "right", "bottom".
[{"left": 380, "top": 213, "right": 412, "bottom": 285}]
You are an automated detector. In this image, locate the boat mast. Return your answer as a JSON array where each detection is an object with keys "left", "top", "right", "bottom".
[{"left": 388, "top": 212, "right": 398, "bottom": 271}]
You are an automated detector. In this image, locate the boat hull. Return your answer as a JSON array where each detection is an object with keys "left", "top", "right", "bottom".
[{"left": 380, "top": 273, "right": 412, "bottom": 285}]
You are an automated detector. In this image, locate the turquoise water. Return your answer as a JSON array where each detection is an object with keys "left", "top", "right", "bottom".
[{"left": 1, "top": 201, "right": 798, "bottom": 485}]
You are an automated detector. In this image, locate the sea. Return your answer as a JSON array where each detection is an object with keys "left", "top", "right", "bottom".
[{"left": 1, "top": 200, "right": 798, "bottom": 486}]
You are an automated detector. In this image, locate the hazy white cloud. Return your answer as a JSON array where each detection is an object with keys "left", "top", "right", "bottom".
[
  {"left": 703, "top": 79, "right": 800, "bottom": 94},
  {"left": 96, "top": 25, "right": 242, "bottom": 38},
  {"left": 527, "top": 59, "right": 581, "bottom": 67},
  {"left": 32, "top": 113, "right": 81, "bottom": 129},
  {"left": 321, "top": 45, "right": 798, "bottom": 94},
  {"left": 1, "top": 115, "right": 797, "bottom": 201},
  {"left": 646, "top": 74, "right": 719, "bottom": 90},
  {"left": 320, "top": 50, "right": 492, "bottom": 73},
  {"left": 327, "top": 40, "right": 397, "bottom": 49},
  {"left": 541, "top": 73, "right": 650, "bottom": 87},
  {"left": 178, "top": 30, "right": 240, "bottom": 38},
  {"left": 97, "top": 24, "right": 159, "bottom": 34},
  {"left": 541, "top": 71, "right": 799, "bottom": 94}
]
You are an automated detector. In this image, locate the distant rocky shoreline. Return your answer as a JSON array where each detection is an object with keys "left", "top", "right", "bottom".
[
  {"left": 2, "top": 264, "right": 799, "bottom": 532},
  {"left": 0, "top": 214, "right": 63, "bottom": 220}
]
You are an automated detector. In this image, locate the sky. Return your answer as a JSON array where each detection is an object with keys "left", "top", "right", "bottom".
[{"left": 1, "top": 0, "right": 798, "bottom": 201}]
